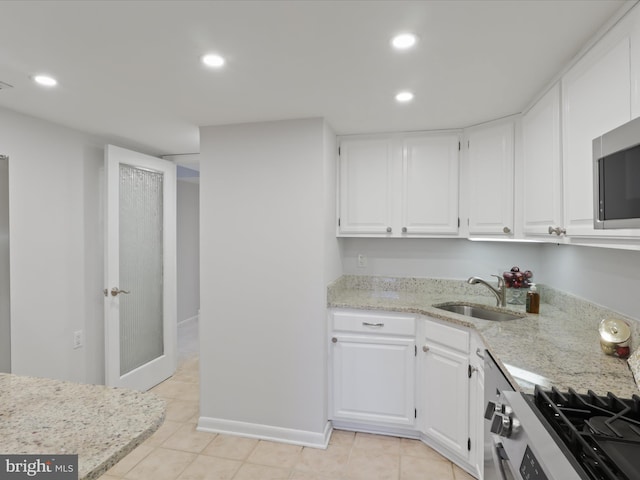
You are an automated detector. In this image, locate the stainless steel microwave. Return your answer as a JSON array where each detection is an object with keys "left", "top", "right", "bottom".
[{"left": 593, "top": 116, "right": 640, "bottom": 229}]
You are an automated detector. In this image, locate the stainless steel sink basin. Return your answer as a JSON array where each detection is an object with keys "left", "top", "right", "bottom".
[{"left": 434, "top": 303, "right": 524, "bottom": 321}]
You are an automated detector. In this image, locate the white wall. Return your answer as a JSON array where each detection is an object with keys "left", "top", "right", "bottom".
[
  {"left": 0, "top": 106, "right": 104, "bottom": 383},
  {"left": 0, "top": 156, "right": 9, "bottom": 372},
  {"left": 198, "top": 118, "right": 341, "bottom": 446},
  {"left": 341, "top": 237, "right": 544, "bottom": 281},
  {"left": 0, "top": 104, "right": 202, "bottom": 384},
  {"left": 540, "top": 243, "right": 640, "bottom": 319},
  {"left": 340, "top": 237, "right": 640, "bottom": 321},
  {"left": 177, "top": 180, "right": 200, "bottom": 324}
]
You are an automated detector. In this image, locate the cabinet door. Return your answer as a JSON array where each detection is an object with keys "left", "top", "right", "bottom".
[
  {"left": 421, "top": 341, "right": 470, "bottom": 460},
  {"left": 562, "top": 36, "right": 631, "bottom": 236},
  {"left": 522, "top": 84, "right": 564, "bottom": 238},
  {"left": 466, "top": 122, "right": 514, "bottom": 236},
  {"left": 338, "top": 138, "right": 395, "bottom": 235},
  {"left": 468, "top": 335, "right": 486, "bottom": 479},
  {"left": 331, "top": 335, "right": 416, "bottom": 427},
  {"left": 402, "top": 134, "right": 459, "bottom": 235}
]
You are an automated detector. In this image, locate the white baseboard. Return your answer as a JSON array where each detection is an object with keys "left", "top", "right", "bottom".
[
  {"left": 331, "top": 420, "right": 420, "bottom": 440},
  {"left": 197, "top": 416, "right": 332, "bottom": 449}
]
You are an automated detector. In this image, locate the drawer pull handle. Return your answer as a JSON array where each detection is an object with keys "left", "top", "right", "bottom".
[
  {"left": 475, "top": 348, "right": 485, "bottom": 360},
  {"left": 423, "top": 345, "right": 429, "bottom": 353},
  {"left": 331, "top": 337, "right": 338, "bottom": 343},
  {"left": 362, "top": 322, "right": 384, "bottom": 327}
]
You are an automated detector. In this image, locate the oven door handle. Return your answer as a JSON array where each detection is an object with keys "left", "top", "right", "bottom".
[{"left": 492, "top": 441, "right": 516, "bottom": 480}]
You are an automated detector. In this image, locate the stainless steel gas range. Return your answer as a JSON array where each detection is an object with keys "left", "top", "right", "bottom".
[{"left": 484, "top": 351, "right": 640, "bottom": 480}]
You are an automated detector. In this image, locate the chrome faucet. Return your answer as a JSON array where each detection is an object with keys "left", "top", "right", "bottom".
[{"left": 467, "top": 275, "right": 506, "bottom": 307}]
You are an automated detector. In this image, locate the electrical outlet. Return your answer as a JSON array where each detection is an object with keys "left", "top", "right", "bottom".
[
  {"left": 73, "top": 330, "right": 83, "bottom": 349},
  {"left": 357, "top": 253, "right": 367, "bottom": 268}
]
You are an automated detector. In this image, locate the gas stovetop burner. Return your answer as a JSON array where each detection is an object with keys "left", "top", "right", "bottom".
[
  {"left": 531, "top": 386, "right": 640, "bottom": 480},
  {"left": 586, "top": 416, "right": 640, "bottom": 439}
]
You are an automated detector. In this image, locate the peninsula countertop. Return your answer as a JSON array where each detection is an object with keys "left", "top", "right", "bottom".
[
  {"left": 0, "top": 373, "right": 165, "bottom": 480},
  {"left": 328, "top": 275, "right": 640, "bottom": 398}
]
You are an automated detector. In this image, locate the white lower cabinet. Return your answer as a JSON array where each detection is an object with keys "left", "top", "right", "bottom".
[
  {"left": 329, "top": 310, "right": 417, "bottom": 430},
  {"left": 419, "top": 317, "right": 472, "bottom": 465},
  {"left": 328, "top": 309, "right": 484, "bottom": 479},
  {"left": 469, "top": 333, "right": 486, "bottom": 478}
]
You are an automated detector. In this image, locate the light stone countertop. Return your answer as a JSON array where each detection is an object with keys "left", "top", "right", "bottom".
[
  {"left": 0, "top": 373, "right": 165, "bottom": 480},
  {"left": 328, "top": 275, "right": 640, "bottom": 398}
]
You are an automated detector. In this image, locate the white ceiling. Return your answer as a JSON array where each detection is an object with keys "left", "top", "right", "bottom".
[{"left": 0, "top": 0, "right": 632, "bottom": 162}]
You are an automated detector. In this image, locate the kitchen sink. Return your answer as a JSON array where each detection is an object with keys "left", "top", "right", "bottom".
[{"left": 434, "top": 303, "right": 524, "bottom": 321}]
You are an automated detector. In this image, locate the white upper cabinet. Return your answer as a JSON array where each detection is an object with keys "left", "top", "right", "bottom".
[
  {"left": 401, "top": 134, "right": 460, "bottom": 235},
  {"left": 465, "top": 121, "right": 515, "bottom": 236},
  {"left": 562, "top": 31, "right": 631, "bottom": 237},
  {"left": 338, "top": 137, "right": 395, "bottom": 235},
  {"left": 338, "top": 133, "right": 460, "bottom": 237},
  {"left": 630, "top": 8, "right": 640, "bottom": 119},
  {"left": 522, "top": 84, "right": 564, "bottom": 238}
]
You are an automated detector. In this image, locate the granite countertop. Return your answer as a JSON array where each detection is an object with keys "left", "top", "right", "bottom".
[
  {"left": 0, "top": 373, "right": 165, "bottom": 480},
  {"left": 328, "top": 275, "right": 640, "bottom": 398}
]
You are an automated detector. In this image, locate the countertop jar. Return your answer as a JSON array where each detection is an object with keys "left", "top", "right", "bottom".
[{"left": 599, "top": 318, "right": 631, "bottom": 358}]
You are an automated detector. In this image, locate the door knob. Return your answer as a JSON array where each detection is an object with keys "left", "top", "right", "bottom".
[{"left": 107, "top": 287, "right": 131, "bottom": 297}]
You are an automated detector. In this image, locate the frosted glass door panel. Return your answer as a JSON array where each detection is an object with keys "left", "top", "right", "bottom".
[{"left": 119, "top": 164, "right": 164, "bottom": 376}]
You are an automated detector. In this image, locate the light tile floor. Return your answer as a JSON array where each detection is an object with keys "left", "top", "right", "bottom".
[{"left": 99, "top": 320, "right": 475, "bottom": 480}]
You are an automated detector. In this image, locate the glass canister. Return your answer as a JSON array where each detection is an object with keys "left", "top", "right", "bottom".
[{"left": 507, "top": 287, "right": 526, "bottom": 305}]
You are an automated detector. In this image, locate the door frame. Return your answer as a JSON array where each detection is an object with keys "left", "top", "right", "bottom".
[{"left": 0, "top": 154, "right": 10, "bottom": 374}]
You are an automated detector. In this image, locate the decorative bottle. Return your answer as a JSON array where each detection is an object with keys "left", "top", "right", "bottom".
[{"left": 526, "top": 283, "right": 540, "bottom": 314}]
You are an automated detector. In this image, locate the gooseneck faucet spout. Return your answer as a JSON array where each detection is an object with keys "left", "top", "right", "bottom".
[{"left": 467, "top": 275, "right": 506, "bottom": 307}]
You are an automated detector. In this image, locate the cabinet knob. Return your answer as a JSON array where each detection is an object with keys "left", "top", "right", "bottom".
[
  {"left": 331, "top": 337, "right": 337, "bottom": 343},
  {"left": 422, "top": 345, "right": 429, "bottom": 353},
  {"left": 502, "top": 226, "right": 511, "bottom": 234},
  {"left": 548, "top": 226, "right": 566, "bottom": 236},
  {"left": 386, "top": 227, "right": 392, "bottom": 233},
  {"left": 402, "top": 227, "right": 407, "bottom": 233}
]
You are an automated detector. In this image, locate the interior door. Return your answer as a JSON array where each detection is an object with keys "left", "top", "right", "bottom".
[{"left": 104, "top": 144, "right": 177, "bottom": 390}]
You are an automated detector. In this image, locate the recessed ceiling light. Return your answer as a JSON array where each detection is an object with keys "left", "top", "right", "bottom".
[
  {"left": 395, "top": 91, "right": 414, "bottom": 103},
  {"left": 33, "top": 75, "right": 57, "bottom": 87},
  {"left": 201, "top": 54, "right": 225, "bottom": 68},
  {"left": 392, "top": 33, "right": 418, "bottom": 50}
]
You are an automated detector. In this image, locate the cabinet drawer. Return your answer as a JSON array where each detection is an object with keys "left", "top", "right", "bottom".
[
  {"left": 424, "top": 319, "right": 469, "bottom": 353},
  {"left": 332, "top": 310, "right": 415, "bottom": 336}
]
